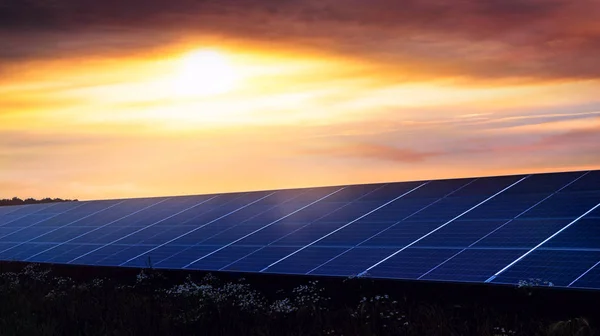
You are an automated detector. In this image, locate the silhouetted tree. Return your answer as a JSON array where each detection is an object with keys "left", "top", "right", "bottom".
[{"left": 0, "top": 197, "right": 78, "bottom": 207}]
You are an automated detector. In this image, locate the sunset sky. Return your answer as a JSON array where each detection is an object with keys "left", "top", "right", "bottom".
[{"left": 1, "top": 0, "right": 600, "bottom": 201}]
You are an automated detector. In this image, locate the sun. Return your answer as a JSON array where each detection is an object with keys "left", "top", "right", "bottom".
[{"left": 171, "top": 49, "right": 238, "bottom": 97}]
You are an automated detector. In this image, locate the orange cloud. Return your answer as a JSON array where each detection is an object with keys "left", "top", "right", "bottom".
[{"left": 303, "top": 143, "right": 441, "bottom": 163}]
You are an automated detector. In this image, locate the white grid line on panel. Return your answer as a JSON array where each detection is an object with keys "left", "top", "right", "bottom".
[
  {"left": 569, "top": 260, "right": 600, "bottom": 287},
  {"left": 67, "top": 196, "right": 219, "bottom": 264},
  {"left": 358, "top": 175, "right": 530, "bottom": 277},
  {"left": 128, "top": 192, "right": 289, "bottom": 267},
  {"left": 306, "top": 178, "right": 480, "bottom": 275},
  {"left": 156, "top": 189, "right": 314, "bottom": 266},
  {"left": 0, "top": 204, "right": 32, "bottom": 216},
  {"left": 183, "top": 187, "right": 346, "bottom": 268},
  {"left": 418, "top": 171, "right": 591, "bottom": 280},
  {"left": 0, "top": 202, "right": 62, "bottom": 228},
  {"left": 0, "top": 202, "right": 89, "bottom": 256},
  {"left": 0, "top": 202, "right": 87, "bottom": 240},
  {"left": 22, "top": 201, "right": 127, "bottom": 261},
  {"left": 104, "top": 193, "right": 250, "bottom": 248},
  {"left": 486, "top": 201, "right": 600, "bottom": 283},
  {"left": 260, "top": 182, "right": 429, "bottom": 273},
  {"left": 118, "top": 192, "right": 277, "bottom": 266},
  {"left": 217, "top": 183, "right": 391, "bottom": 271},
  {"left": 94, "top": 190, "right": 294, "bottom": 267},
  {"left": 23, "top": 199, "right": 167, "bottom": 262}
]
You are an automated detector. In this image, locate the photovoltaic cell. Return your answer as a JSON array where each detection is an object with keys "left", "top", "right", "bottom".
[
  {"left": 0, "top": 228, "right": 19, "bottom": 238},
  {"left": 0, "top": 170, "right": 599, "bottom": 290},
  {"left": 543, "top": 218, "right": 600, "bottom": 249},
  {"left": 419, "top": 249, "right": 526, "bottom": 282},
  {"left": 0, "top": 205, "right": 26, "bottom": 216},
  {"left": 222, "top": 246, "right": 300, "bottom": 272},
  {"left": 0, "top": 243, "right": 58, "bottom": 261},
  {"left": 357, "top": 182, "right": 424, "bottom": 202},
  {"left": 519, "top": 192, "right": 600, "bottom": 219},
  {"left": 70, "top": 244, "right": 132, "bottom": 265},
  {"left": 313, "top": 222, "right": 403, "bottom": 247},
  {"left": 559, "top": 170, "right": 600, "bottom": 192},
  {"left": 308, "top": 247, "right": 399, "bottom": 276},
  {"left": 95, "top": 245, "right": 159, "bottom": 266},
  {"left": 407, "top": 197, "right": 495, "bottom": 222},
  {"left": 30, "top": 227, "right": 97, "bottom": 243},
  {"left": 0, "top": 214, "right": 57, "bottom": 229},
  {"left": 360, "top": 221, "right": 449, "bottom": 248},
  {"left": 2, "top": 203, "right": 57, "bottom": 217},
  {"left": 570, "top": 262, "right": 600, "bottom": 289},
  {"left": 152, "top": 246, "right": 219, "bottom": 268},
  {"left": 411, "top": 220, "right": 511, "bottom": 248},
  {"left": 263, "top": 246, "right": 349, "bottom": 274},
  {"left": 501, "top": 171, "right": 584, "bottom": 195},
  {"left": 402, "top": 178, "right": 474, "bottom": 199},
  {"left": 122, "top": 245, "right": 194, "bottom": 268},
  {"left": 587, "top": 205, "right": 600, "bottom": 218},
  {"left": 491, "top": 250, "right": 600, "bottom": 287},
  {"left": 472, "top": 219, "right": 571, "bottom": 248},
  {"left": 186, "top": 246, "right": 258, "bottom": 270},
  {"left": 27, "top": 244, "right": 101, "bottom": 263},
  {"left": 460, "top": 193, "right": 555, "bottom": 221},
  {"left": 367, "top": 248, "right": 462, "bottom": 280},
  {"left": 271, "top": 222, "right": 352, "bottom": 246}
]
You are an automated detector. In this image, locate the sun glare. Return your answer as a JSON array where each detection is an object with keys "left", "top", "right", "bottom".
[{"left": 171, "top": 49, "right": 238, "bottom": 97}]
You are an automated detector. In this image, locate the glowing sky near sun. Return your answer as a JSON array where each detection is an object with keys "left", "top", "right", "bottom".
[{"left": 1, "top": 0, "right": 600, "bottom": 200}]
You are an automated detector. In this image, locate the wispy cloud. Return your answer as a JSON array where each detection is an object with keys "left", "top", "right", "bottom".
[{"left": 302, "top": 143, "right": 441, "bottom": 163}]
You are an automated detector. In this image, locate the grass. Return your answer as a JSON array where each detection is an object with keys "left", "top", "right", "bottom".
[{"left": 0, "top": 263, "right": 596, "bottom": 335}]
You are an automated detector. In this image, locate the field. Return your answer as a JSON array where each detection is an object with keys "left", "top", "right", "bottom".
[{"left": 0, "top": 262, "right": 597, "bottom": 336}]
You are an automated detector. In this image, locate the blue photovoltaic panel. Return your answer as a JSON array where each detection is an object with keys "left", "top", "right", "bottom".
[
  {"left": 186, "top": 246, "right": 259, "bottom": 271},
  {"left": 559, "top": 170, "right": 600, "bottom": 192},
  {"left": 472, "top": 219, "right": 571, "bottom": 248},
  {"left": 123, "top": 245, "right": 193, "bottom": 268},
  {"left": 308, "top": 247, "right": 399, "bottom": 276},
  {"left": 222, "top": 246, "right": 300, "bottom": 272},
  {"left": 411, "top": 220, "right": 511, "bottom": 248},
  {"left": 419, "top": 249, "right": 527, "bottom": 282},
  {"left": 366, "top": 248, "right": 463, "bottom": 279},
  {"left": 2, "top": 203, "right": 57, "bottom": 217},
  {"left": 570, "top": 262, "right": 600, "bottom": 289},
  {"left": 584, "top": 200, "right": 600, "bottom": 218},
  {"left": 0, "top": 170, "right": 599, "bottom": 290},
  {"left": 153, "top": 246, "right": 220, "bottom": 269},
  {"left": 519, "top": 192, "right": 600, "bottom": 219},
  {"left": 491, "top": 250, "right": 600, "bottom": 287},
  {"left": 500, "top": 171, "right": 585, "bottom": 195},
  {"left": 359, "top": 221, "right": 446, "bottom": 248},
  {"left": 263, "top": 246, "right": 350, "bottom": 274},
  {"left": 542, "top": 218, "right": 600, "bottom": 249}
]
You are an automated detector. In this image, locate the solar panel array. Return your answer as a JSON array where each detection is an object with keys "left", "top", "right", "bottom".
[{"left": 1, "top": 170, "right": 599, "bottom": 290}]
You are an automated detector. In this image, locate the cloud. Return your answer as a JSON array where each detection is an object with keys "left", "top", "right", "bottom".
[
  {"left": 0, "top": 131, "right": 119, "bottom": 151},
  {"left": 1, "top": 0, "right": 599, "bottom": 81},
  {"left": 302, "top": 143, "right": 441, "bottom": 163}
]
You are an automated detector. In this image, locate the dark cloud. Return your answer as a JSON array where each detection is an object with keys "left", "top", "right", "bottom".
[{"left": 0, "top": 0, "right": 599, "bottom": 80}]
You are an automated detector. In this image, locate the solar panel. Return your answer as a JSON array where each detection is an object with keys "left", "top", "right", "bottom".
[{"left": 1, "top": 169, "right": 600, "bottom": 290}]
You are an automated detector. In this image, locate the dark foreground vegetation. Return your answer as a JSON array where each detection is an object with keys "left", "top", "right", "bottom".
[
  {"left": 0, "top": 197, "right": 78, "bottom": 206},
  {"left": 0, "top": 263, "right": 597, "bottom": 336}
]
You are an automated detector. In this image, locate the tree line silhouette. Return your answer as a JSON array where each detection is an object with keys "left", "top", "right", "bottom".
[{"left": 0, "top": 197, "right": 78, "bottom": 207}]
